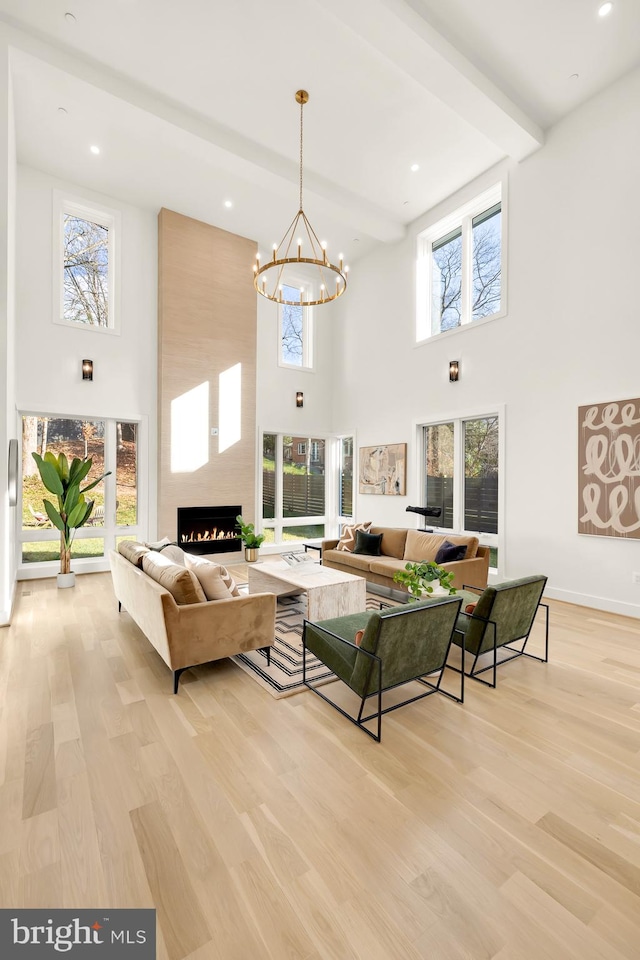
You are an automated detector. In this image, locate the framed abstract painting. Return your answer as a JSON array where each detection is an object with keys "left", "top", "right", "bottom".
[
  {"left": 359, "top": 443, "right": 406, "bottom": 496},
  {"left": 578, "top": 397, "right": 640, "bottom": 539}
]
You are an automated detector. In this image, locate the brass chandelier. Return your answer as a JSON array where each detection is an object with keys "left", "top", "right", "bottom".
[{"left": 254, "top": 90, "right": 348, "bottom": 307}]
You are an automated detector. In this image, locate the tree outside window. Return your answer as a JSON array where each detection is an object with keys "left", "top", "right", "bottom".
[
  {"left": 280, "top": 283, "right": 312, "bottom": 367},
  {"left": 418, "top": 185, "right": 503, "bottom": 340},
  {"left": 63, "top": 215, "right": 109, "bottom": 327}
]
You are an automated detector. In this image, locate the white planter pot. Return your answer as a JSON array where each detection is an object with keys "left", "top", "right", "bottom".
[
  {"left": 57, "top": 572, "right": 76, "bottom": 589},
  {"left": 424, "top": 580, "right": 448, "bottom": 596}
]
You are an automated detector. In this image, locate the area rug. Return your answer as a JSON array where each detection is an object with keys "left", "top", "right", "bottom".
[{"left": 232, "top": 593, "right": 391, "bottom": 699}]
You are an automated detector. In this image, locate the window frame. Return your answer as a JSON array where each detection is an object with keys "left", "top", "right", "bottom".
[
  {"left": 52, "top": 191, "right": 122, "bottom": 335},
  {"left": 259, "top": 430, "right": 352, "bottom": 545},
  {"left": 277, "top": 280, "right": 314, "bottom": 370},
  {"left": 415, "top": 407, "right": 504, "bottom": 578},
  {"left": 337, "top": 434, "right": 355, "bottom": 529},
  {"left": 416, "top": 182, "right": 506, "bottom": 343},
  {"left": 17, "top": 410, "right": 148, "bottom": 578}
]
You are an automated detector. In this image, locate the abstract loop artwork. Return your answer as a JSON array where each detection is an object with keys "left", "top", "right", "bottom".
[{"left": 578, "top": 397, "right": 640, "bottom": 539}]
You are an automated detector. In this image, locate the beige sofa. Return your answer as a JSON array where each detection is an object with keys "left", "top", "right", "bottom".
[
  {"left": 109, "top": 546, "right": 276, "bottom": 692},
  {"left": 322, "top": 527, "right": 490, "bottom": 594}
]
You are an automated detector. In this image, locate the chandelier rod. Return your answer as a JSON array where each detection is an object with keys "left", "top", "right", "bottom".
[
  {"left": 296, "top": 89, "right": 308, "bottom": 212},
  {"left": 299, "top": 93, "right": 304, "bottom": 211}
]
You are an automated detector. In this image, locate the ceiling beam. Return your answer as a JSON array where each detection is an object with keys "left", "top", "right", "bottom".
[
  {"left": 0, "top": 18, "right": 405, "bottom": 243},
  {"left": 317, "top": 0, "right": 544, "bottom": 161}
]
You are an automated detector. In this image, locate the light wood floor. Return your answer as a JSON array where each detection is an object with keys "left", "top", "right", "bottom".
[{"left": 1, "top": 574, "right": 639, "bottom": 960}]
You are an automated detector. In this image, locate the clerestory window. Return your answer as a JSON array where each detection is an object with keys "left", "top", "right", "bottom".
[
  {"left": 417, "top": 184, "right": 504, "bottom": 341},
  {"left": 53, "top": 194, "right": 121, "bottom": 333}
]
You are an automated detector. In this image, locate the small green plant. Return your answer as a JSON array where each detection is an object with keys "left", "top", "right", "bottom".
[
  {"left": 393, "top": 560, "right": 457, "bottom": 598},
  {"left": 236, "top": 515, "right": 266, "bottom": 549},
  {"left": 32, "top": 451, "right": 111, "bottom": 575}
]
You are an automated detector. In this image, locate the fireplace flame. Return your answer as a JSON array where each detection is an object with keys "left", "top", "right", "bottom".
[{"left": 180, "top": 527, "right": 238, "bottom": 543}]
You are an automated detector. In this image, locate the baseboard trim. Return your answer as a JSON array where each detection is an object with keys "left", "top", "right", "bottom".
[
  {"left": 545, "top": 586, "right": 640, "bottom": 619},
  {"left": 18, "top": 558, "right": 110, "bottom": 580}
]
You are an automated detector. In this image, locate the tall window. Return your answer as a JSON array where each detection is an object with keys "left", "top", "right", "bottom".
[
  {"left": 54, "top": 195, "right": 119, "bottom": 332},
  {"left": 422, "top": 414, "right": 501, "bottom": 569},
  {"left": 417, "top": 184, "right": 503, "bottom": 340},
  {"left": 262, "top": 433, "right": 326, "bottom": 543},
  {"left": 339, "top": 436, "right": 354, "bottom": 523},
  {"left": 20, "top": 415, "right": 142, "bottom": 566},
  {"left": 279, "top": 283, "right": 313, "bottom": 368}
]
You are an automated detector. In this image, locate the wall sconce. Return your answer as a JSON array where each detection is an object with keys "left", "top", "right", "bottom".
[
  {"left": 449, "top": 360, "right": 459, "bottom": 382},
  {"left": 296, "top": 391, "right": 304, "bottom": 408},
  {"left": 82, "top": 359, "right": 93, "bottom": 381}
]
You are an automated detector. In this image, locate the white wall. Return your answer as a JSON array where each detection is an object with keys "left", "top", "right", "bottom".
[
  {"left": 0, "top": 40, "right": 16, "bottom": 623},
  {"left": 15, "top": 166, "right": 158, "bottom": 548},
  {"left": 256, "top": 292, "right": 337, "bottom": 437},
  {"left": 332, "top": 66, "right": 640, "bottom": 617}
]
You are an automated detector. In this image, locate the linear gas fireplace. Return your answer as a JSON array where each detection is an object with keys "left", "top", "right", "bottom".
[{"left": 177, "top": 505, "right": 241, "bottom": 555}]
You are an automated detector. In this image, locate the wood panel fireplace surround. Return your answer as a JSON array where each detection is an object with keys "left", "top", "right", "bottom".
[{"left": 177, "top": 505, "right": 241, "bottom": 555}]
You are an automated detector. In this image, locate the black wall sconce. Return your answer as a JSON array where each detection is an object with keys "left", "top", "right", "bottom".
[
  {"left": 82, "top": 359, "right": 93, "bottom": 381},
  {"left": 296, "top": 391, "right": 304, "bottom": 408},
  {"left": 449, "top": 360, "right": 459, "bottom": 382}
]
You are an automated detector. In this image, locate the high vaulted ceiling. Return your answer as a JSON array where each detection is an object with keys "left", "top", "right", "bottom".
[{"left": 2, "top": 0, "right": 639, "bottom": 261}]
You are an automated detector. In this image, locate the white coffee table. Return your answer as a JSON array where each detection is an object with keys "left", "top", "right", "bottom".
[{"left": 247, "top": 560, "right": 366, "bottom": 621}]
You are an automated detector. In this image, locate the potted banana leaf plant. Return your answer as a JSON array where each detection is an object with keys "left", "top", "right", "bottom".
[{"left": 32, "top": 451, "right": 111, "bottom": 588}]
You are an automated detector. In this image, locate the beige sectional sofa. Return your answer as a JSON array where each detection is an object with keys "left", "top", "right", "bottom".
[
  {"left": 322, "top": 526, "right": 490, "bottom": 594},
  {"left": 110, "top": 543, "right": 276, "bottom": 692}
]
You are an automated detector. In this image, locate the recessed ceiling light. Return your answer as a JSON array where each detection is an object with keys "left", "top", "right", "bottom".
[
  {"left": 410, "top": 163, "right": 420, "bottom": 172},
  {"left": 90, "top": 145, "right": 100, "bottom": 155},
  {"left": 598, "top": 2, "right": 613, "bottom": 16},
  {"left": 569, "top": 73, "right": 580, "bottom": 81},
  {"left": 224, "top": 199, "right": 233, "bottom": 208},
  {"left": 65, "top": 12, "right": 76, "bottom": 23},
  {"left": 57, "top": 106, "right": 68, "bottom": 115}
]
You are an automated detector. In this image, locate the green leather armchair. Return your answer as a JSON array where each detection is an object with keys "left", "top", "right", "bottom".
[
  {"left": 302, "top": 595, "right": 463, "bottom": 741},
  {"left": 452, "top": 575, "right": 549, "bottom": 687}
]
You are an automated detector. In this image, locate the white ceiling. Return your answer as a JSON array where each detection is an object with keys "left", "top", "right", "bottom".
[{"left": 1, "top": 0, "right": 639, "bottom": 261}]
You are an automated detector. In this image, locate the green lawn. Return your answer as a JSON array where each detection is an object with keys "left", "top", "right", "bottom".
[
  {"left": 22, "top": 474, "right": 137, "bottom": 529},
  {"left": 263, "top": 458, "right": 309, "bottom": 475},
  {"left": 261, "top": 524, "right": 325, "bottom": 543},
  {"left": 22, "top": 538, "right": 105, "bottom": 563}
]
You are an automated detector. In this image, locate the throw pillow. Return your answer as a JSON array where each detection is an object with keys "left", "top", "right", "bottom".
[
  {"left": 142, "top": 552, "right": 207, "bottom": 605},
  {"left": 354, "top": 629, "right": 364, "bottom": 647},
  {"left": 353, "top": 529, "right": 383, "bottom": 556},
  {"left": 161, "top": 544, "right": 186, "bottom": 565},
  {"left": 117, "top": 540, "right": 149, "bottom": 568},
  {"left": 336, "top": 521, "right": 372, "bottom": 552},
  {"left": 184, "top": 555, "right": 234, "bottom": 601},
  {"left": 435, "top": 540, "right": 468, "bottom": 564},
  {"left": 184, "top": 554, "right": 240, "bottom": 598},
  {"left": 144, "top": 536, "right": 173, "bottom": 551},
  {"left": 465, "top": 603, "right": 477, "bottom": 615}
]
